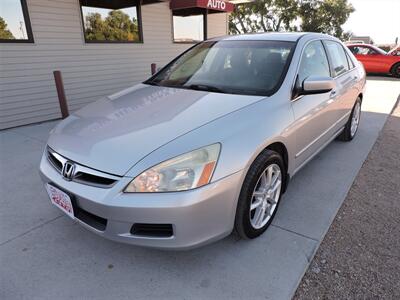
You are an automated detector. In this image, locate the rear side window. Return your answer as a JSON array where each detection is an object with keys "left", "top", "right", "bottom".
[
  {"left": 298, "top": 40, "right": 330, "bottom": 84},
  {"left": 324, "top": 41, "right": 350, "bottom": 77}
]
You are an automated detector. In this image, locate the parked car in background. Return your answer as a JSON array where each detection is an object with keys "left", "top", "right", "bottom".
[
  {"left": 347, "top": 43, "right": 400, "bottom": 77},
  {"left": 40, "top": 33, "right": 366, "bottom": 249}
]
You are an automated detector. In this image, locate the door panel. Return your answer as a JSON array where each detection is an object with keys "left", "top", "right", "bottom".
[
  {"left": 291, "top": 40, "right": 334, "bottom": 169},
  {"left": 291, "top": 93, "right": 333, "bottom": 168},
  {"left": 364, "top": 54, "right": 387, "bottom": 72},
  {"left": 324, "top": 41, "right": 357, "bottom": 133}
]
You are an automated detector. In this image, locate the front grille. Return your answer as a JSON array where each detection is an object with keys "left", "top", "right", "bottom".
[
  {"left": 131, "top": 224, "right": 174, "bottom": 238},
  {"left": 46, "top": 147, "right": 119, "bottom": 188},
  {"left": 47, "top": 150, "right": 63, "bottom": 172},
  {"left": 74, "top": 172, "right": 116, "bottom": 186}
]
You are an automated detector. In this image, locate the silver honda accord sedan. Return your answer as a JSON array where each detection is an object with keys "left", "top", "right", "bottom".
[{"left": 40, "top": 32, "right": 366, "bottom": 249}]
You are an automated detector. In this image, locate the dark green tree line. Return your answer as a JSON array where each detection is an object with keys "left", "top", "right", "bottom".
[
  {"left": 0, "top": 17, "right": 15, "bottom": 39},
  {"left": 229, "top": 0, "right": 354, "bottom": 40},
  {"left": 84, "top": 10, "right": 139, "bottom": 41}
]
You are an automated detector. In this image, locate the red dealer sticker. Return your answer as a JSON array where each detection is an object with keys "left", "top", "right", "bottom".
[{"left": 45, "top": 184, "right": 74, "bottom": 219}]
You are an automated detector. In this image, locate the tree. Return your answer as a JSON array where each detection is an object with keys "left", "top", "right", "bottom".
[
  {"left": 84, "top": 10, "right": 139, "bottom": 41},
  {"left": 85, "top": 13, "right": 106, "bottom": 41},
  {"left": 299, "top": 0, "right": 354, "bottom": 38},
  {"left": 229, "top": 0, "right": 299, "bottom": 34},
  {"left": 229, "top": 0, "right": 354, "bottom": 40},
  {"left": 0, "top": 17, "right": 15, "bottom": 40}
]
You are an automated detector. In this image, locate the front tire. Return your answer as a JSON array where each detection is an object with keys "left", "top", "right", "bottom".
[
  {"left": 338, "top": 97, "right": 362, "bottom": 142},
  {"left": 234, "top": 150, "right": 285, "bottom": 239}
]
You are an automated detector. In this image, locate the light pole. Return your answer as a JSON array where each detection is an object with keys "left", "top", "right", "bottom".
[{"left": 19, "top": 21, "right": 26, "bottom": 39}]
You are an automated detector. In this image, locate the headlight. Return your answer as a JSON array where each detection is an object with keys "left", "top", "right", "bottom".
[{"left": 124, "top": 143, "right": 220, "bottom": 193}]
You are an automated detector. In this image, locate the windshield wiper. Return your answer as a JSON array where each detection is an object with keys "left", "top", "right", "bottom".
[{"left": 187, "top": 84, "right": 225, "bottom": 93}]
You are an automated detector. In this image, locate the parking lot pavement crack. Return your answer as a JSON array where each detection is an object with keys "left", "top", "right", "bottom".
[
  {"left": 0, "top": 215, "right": 63, "bottom": 247},
  {"left": 271, "top": 224, "right": 319, "bottom": 242}
]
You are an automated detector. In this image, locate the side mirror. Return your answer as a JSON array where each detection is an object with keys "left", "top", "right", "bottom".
[{"left": 301, "top": 76, "right": 335, "bottom": 95}]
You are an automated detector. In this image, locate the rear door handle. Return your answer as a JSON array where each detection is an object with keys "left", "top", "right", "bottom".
[{"left": 330, "top": 90, "right": 337, "bottom": 98}]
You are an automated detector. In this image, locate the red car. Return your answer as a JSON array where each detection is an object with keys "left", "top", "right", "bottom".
[{"left": 347, "top": 43, "right": 400, "bottom": 78}]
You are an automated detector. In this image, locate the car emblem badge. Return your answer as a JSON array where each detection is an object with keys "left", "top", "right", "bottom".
[{"left": 62, "top": 161, "right": 75, "bottom": 181}]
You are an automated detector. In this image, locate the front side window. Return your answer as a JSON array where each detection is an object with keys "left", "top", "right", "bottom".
[
  {"left": 298, "top": 41, "right": 330, "bottom": 85},
  {"left": 0, "top": 0, "right": 33, "bottom": 43},
  {"left": 173, "top": 11, "right": 205, "bottom": 43},
  {"left": 80, "top": 0, "right": 142, "bottom": 43},
  {"left": 324, "top": 41, "right": 350, "bottom": 77},
  {"left": 145, "top": 40, "right": 295, "bottom": 96}
]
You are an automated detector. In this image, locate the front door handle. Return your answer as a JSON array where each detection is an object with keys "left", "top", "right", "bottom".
[{"left": 330, "top": 90, "right": 337, "bottom": 98}]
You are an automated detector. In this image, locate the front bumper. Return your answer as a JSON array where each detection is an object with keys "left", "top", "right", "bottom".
[{"left": 39, "top": 153, "right": 243, "bottom": 250}]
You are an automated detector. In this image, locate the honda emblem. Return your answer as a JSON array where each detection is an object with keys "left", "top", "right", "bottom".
[{"left": 62, "top": 161, "right": 75, "bottom": 181}]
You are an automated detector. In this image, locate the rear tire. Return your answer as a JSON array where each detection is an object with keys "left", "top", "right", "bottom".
[
  {"left": 338, "top": 97, "right": 362, "bottom": 142},
  {"left": 391, "top": 62, "right": 400, "bottom": 78},
  {"left": 234, "top": 150, "right": 285, "bottom": 239}
]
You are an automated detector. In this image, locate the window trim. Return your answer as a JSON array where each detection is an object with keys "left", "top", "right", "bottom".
[
  {"left": 78, "top": 0, "right": 143, "bottom": 44},
  {"left": 171, "top": 10, "right": 207, "bottom": 44},
  {"left": 0, "top": 0, "right": 34, "bottom": 43},
  {"left": 320, "top": 41, "right": 333, "bottom": 77},
  {"left": 344, "top": 48, "right": 356, "bottom": 69}
]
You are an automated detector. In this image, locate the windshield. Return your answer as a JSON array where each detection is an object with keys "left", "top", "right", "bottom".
[
  {"left": 145, "top": 40, "right": 295, "bottom": 96},
  {"left": 370, "top": 45, "right": 387, "bottom": 55}
]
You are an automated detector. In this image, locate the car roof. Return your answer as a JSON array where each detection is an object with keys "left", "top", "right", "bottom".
[
  {"left": 209, "top": 32, "right": 335, "bottom": 42},
  {"left": 346, "top": 43, "right": 373, "bottom": 47}
]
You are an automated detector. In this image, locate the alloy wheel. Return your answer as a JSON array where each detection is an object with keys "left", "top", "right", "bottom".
[
  {"left": 350, "top": 101, "right": 361, "bottom": 137},
  {"left": 249, "top": 164, "right": 282, "bottom": 229}
]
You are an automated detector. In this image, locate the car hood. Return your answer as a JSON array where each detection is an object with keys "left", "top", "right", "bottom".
[{"left": 48, "top": 84, "right": 265, "bottom": 176}]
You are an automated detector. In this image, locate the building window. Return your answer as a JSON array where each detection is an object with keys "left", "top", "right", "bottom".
[
  {"left": 79, "top": 0, "right": 142, "bottom": 43},
  {"left": 173, "top": 10, "right": 206, "bottom": 43},
  {"left": 0, "top": 0, "right": 34, "bottom": 43}
]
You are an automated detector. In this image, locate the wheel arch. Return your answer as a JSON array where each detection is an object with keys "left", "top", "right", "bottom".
[
  {"left": 238, "top": 139, "right": 291, "bottom": 197},
  {"left": 265, "top": 142, "right": 289, "bottom": 173},
  {"left": 390, "top": 61, "right": 400, "bottom": 75},
  {"left": 265, "top": 142, "right": 290, "bottom": 192}
]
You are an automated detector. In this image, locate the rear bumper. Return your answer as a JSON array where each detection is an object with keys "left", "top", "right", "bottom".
[{"left": 39, "top": 153, "right": 243, "bottom": 250}]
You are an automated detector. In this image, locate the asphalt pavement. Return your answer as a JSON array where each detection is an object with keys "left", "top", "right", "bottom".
[{"left": 1, "top": 76, "right": 399, "bottom": 300}]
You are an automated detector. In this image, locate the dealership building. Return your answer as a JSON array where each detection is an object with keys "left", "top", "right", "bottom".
[{"left": 0, "top": 0, "right": 238, "bottom": 129}]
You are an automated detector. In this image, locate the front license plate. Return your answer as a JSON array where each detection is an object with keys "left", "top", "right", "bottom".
[{"left": 46, "top": 183, "right": 74, "bottom": 219}]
